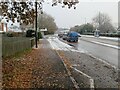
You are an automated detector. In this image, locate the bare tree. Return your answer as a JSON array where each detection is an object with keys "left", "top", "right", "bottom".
[
  {"left": 93, "top": 12, "right": 115, "bottom": 33},
  {"left": 37, "top": 12, "right": 57, "bottom": 34}
]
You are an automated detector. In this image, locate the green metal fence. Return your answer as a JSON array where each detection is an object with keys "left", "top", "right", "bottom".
[{"left": 2, "top": 37, "right": 35, "bottom": 57}]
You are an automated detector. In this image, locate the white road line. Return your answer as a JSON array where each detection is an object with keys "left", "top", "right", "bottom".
[
  {"left": 48, "top": 38, "right": 118, "bottom": 70},
  {"left": 88, "top": 53, "right": 118, "bottom": 70},
  {"left": 47, "top": 37, "right": 119, "bottom": 89},
  {"left": 49, "top": 38, "right": 94, "bottom": 89},
  {"left": 55, "top": 50, "right": 80, "bottom": 89},
  {"left": 91, "top": 41, "right": 120, "bottom": 49},
  {"left": 72, "top": 67, "right": 91, "bottom": 79},
  {"left": 71, "top": 67, "right": 95, "bottom": 90}
]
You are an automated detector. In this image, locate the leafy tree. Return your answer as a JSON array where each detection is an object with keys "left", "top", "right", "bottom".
[
  {"left": 93, "top": 12, "right": 115, "bottom": 33},
  {"left": 82, "top": 23, "right": 94, "bottom": 33},
  {"left": 0, "top": 0, "right": 79, "bottom": 26},
  {"left": 0, "top": 1, "right": 42, "bottom": 25},
  {"left": 0, "top": 0, "right": 79, "bottom": 48}
]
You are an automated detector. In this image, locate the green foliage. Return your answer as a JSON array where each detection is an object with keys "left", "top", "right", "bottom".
[
  {"left": 6, "top": 32, "right": 23, "bottom": 37},
  {"left": 100, "top": 33, "right": 120, "bottom": 37},
  {"left": 26, "top": 30, "right": 35, "bottom": 37},
  {"left": 85, "top": 33, "right": 120, "bottom": 37},
  {"left": 37, "top": 32, "right": 42, "bottom": 39},
  {"left": 70, "top": 23, "right": 95, "bottom": 34},
  {"left": 6, "top": 32, "right": 13, "bottom": 37}
]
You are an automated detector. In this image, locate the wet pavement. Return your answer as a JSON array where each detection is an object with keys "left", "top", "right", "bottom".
[
  {"left": 2, "top": 36, "right": 119, "bottom": 89},
  {"left": 31, "top": 40, "right": 75, "bottom": 89},
  {"left": 61, "top": 51, "right": 118, "bottom": 88},
  {"left": 2, "top": 39, "right": 75, "bottom": 89},
  {"left": 47, "top": 36, "right": 119, "bottom": 89}
]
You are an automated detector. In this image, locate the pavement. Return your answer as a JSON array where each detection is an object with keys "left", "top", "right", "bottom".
[
  {"left": 2, "top": 39, "right": 75, "bottom": 89},
  {"left": 2, "top": 38, "right": 119, "bottom": 89}
]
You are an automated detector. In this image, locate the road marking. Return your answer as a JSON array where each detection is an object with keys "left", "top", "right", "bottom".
[
  {"left": 48, "top": 37, "right": 118, "bottom": 70},
  {"left": 91, "top": 41, "right": 120, "bottom": 49},
  {"left": 55, "top": 46, "right": 95, "bottom": 89},
  {"left": 81, "top": 38, "right": 119, "bottom": 49},
  {"left": 71, "top": 67, "right": 95, "bottom": 90},
  {"left": 55, "top": 50, "right": 80, "bottom": 89},
  {"left": 88, "top": 53, "right": 118, "bottom": 70},
  {"left": 47, "top": 37, "right": 119, "bottom": 89},
  {"left": 72, "top": 64, "right": 80, "bottom": 67}
]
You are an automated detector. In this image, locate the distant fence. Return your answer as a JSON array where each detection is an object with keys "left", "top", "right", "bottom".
[{"left": 2, "top": 37, "right": 35, "bottom": 57}]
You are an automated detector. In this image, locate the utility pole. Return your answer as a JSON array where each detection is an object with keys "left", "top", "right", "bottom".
[
  {"left": 118, "top": 1, "right": 120, "bottom": 29},
  {"left": 98, "top": 12, "right": 101, "bottom": 30}
]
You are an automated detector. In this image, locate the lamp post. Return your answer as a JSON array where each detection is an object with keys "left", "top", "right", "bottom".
[
  {"left": 34, "top": 0, "right": 43, "bottom": 48},
  {"left": 35, "top": 1, "right": 38, "bottom": 48}
]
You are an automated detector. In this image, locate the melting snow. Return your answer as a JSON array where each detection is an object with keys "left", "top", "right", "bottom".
[{"left": 47, "top": 37, "right": 87, "bottom": 53}]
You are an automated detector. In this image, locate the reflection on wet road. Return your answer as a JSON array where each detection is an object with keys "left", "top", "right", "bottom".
[
  {"left": 48, "top": 36, "right": 118, "bottom": 67},
  {"left": 68, "top": 39, "right": 118, "bottom": 67}
]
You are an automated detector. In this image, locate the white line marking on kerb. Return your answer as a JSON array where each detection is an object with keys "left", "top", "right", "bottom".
[
  {"left": 55, "top": 50, "right": 80, "bottom": 89},
  {"left": 71, "top": 67, "right": 95, "bottom": 90}
]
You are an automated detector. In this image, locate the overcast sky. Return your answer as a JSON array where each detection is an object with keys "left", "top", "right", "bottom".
[{"left": 43, "top": 0, "right": 119, "bottom": 28}]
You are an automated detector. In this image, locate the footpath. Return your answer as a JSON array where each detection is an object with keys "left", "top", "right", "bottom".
[{"left": 2, "top": 40, "right": 75, "bottom": 89}]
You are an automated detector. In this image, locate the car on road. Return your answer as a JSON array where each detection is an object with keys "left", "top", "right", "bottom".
[
  {"left": 58, "top": 33, "right": 63, "bottom": 38},
  {"left": 62, "top": 33, "right": 68, "bottom": 40},
  {"left": 67, "top": 31, "right": 79, "bottom": 42}
]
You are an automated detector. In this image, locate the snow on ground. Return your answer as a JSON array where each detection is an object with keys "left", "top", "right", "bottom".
[
  {"left": 47, "top": 37, "right": 87, "bottom": 53},
  {"left": 81, "top": 35, "right": 119, "bottom": 41},
  {"left": 99, "top": 36, "right": 119, "bottom": 41},
  {"left": 90, "top": 41, "right": 120, "bottom": 49}
]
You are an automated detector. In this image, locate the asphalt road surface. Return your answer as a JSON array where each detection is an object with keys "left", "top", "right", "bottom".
[
  {"left": 63, "top": 36, "right": 119, "bottom": 68},
  {"left": 47, "top": 36, "right": 118, "bottom": 88}
]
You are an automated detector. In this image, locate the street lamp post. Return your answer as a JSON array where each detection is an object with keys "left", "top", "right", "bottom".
[{"left": 35, "top": 1, "right": 38, "bottom": 48}]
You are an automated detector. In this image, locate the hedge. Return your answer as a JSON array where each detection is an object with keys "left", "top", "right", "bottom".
[{"left": 82, "top": 33, "right": 120, "bottom": 37}]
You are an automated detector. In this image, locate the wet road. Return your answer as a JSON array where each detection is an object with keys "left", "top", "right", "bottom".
[
  {"left": 68, "top": 38, "right": 118, "bottom": 67},
  {"left": 47, "top": 36, "right": 118, "bottom": 88},
  {"left": 80, "top": 35, "right": 118, "bottom": 46},
  {"left": 48, "top": 35, "right": 118, "bottom": 67}
]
